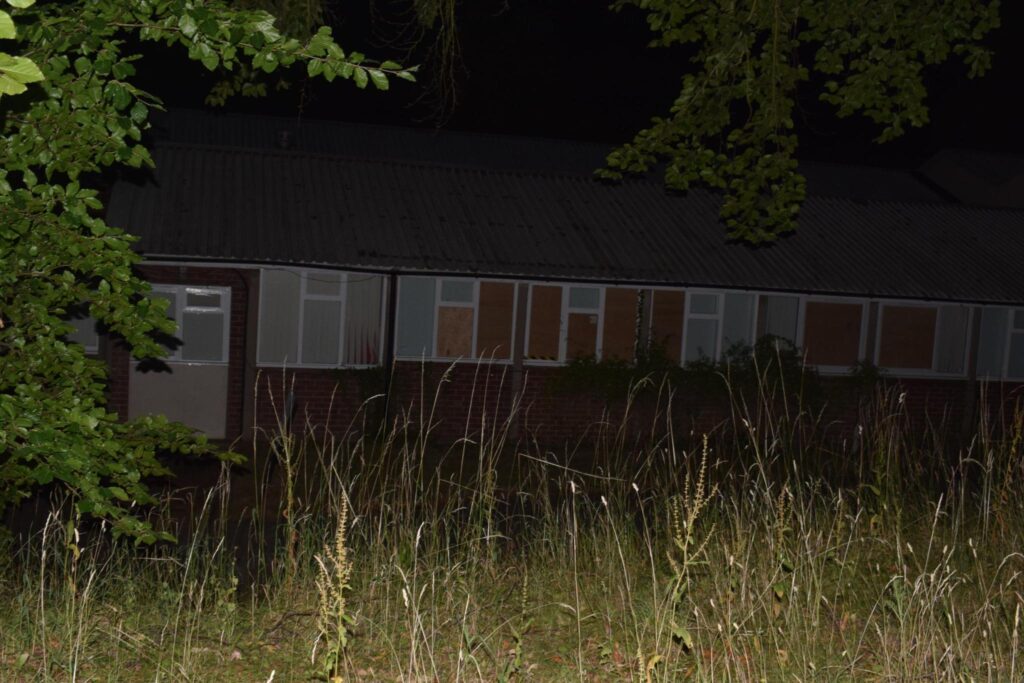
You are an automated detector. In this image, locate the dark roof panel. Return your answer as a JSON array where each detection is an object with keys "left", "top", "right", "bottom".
[{"left": 107, "top": 143, "right": 1024, "bottom": 305}]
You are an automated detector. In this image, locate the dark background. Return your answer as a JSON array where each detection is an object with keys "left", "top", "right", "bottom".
[{"left": 141, "top": 1, "right": 1022, "bottom": 167}]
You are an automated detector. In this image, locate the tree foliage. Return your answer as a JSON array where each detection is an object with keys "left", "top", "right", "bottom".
[
  {"left": 0, "top": 0, "right": 412, "bottom": 539},
  {"left": 600, "top": 0, "right": 1001, "bottom": 243}
]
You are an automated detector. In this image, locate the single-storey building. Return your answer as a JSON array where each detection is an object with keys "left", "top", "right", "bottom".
[{"left": 72, "top": 110, "right": 1024, "bottom": 443}]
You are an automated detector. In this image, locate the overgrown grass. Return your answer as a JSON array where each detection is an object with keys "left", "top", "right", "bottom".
[{"left": 2, "top": 366, "right": 1023, "bottom": 681}]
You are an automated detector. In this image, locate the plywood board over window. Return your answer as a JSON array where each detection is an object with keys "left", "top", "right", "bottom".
[
  {"left": 567, "top": 313, "right": 598, "bottom": 358},
  {"left": 476, "top": 281, "right": 515, "bottom": 360},
  {"left": 527, "top": 285, "right": 562, "bottom": 360},
  {"left": 603, "top": 288, "right": 639, "bottom": 361},
  {"left": 650, "top": 289, "right": 684, "bottom": 363},
  {"left": 437, "top": 306, "right": 474, "bottom": 358},
  {"left": 803, "top": 301, "right": 863, "bottom": 367},
  {"left": 877, "top": 305, "right": 937, "bottom": 370}
]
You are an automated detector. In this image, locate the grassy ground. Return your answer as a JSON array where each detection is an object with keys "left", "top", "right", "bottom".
[{"left": 2, "top": 379, "right": 1023, "bottom": 682}]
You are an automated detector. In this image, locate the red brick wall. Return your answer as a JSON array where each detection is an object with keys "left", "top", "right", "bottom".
[{"left": 101, "top": 265, "right": 1024, "bottom": 447}]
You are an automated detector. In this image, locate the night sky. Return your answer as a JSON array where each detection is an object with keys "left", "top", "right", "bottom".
[{"left": 145, "top": 1, "right": 1023, "bottom": 168}]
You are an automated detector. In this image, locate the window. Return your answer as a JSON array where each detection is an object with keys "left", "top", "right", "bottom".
[
  {"left": 801, "top": 299, "right": 864, "bottom": 368},
  {"left": 396, "top": 276, "right": 517, "bottom": 361},
  {"left": 649, "top": 289, "right": 685, "bottom": 363},
  {"left": 976, "top": 307, "right": 1008, "bottom": 379},
  {"left": 875, "top": 303, "right": 971, "bottom": 375},
  {"left": 683, "top": 292, "right": 721, "bottom": 363},
  {"left": 65, "top": 308, "right": 99, "bottom": 355},
  {"left": 566, "top": 286, "right": 602, "bottom": 359},
  {"left": 151, "top": 285, "right": 230, "bottom": 363},
  {"left": 1008, "top": 309, "right": 1024, "bottom": 379},
  {"left": 526, "top": 284, "right": 563, "bottom": 361},
  {"left": 757, "top": 294, "right": 800, "bottom": 345},
  {"left": 602, "top": 288, "right": 640, "bottom": 362},
  {"left": 258, "top": 268, "right": 384, "bottom": 366}
]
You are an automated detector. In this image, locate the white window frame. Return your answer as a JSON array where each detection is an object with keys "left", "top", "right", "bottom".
[
  {"left": 433, "top": 277, "right": 480, "bottom": 360},
  {"left": 394, "top": 276, "right": 520, "bottom": 364},
  {"left": 255, "top": 267, "right": 386, "bottom": 369},
  {"left": 151, "top": 284, "right": 231, "bottom": 365},
  {"left": 1004, "top": 307, "right": 1024, "bottom": 381},
  {"left": 681, "top": 289, "right": 725, "bottom": 364},
  {"left": 565, "top": 285, "right": 605, "bottom": 361},
  {"left": 871, "top": 299, "right": 972, "bottom": 379},
  {"left": 798, "top": 294, "right": 869, "bottom": 375}
]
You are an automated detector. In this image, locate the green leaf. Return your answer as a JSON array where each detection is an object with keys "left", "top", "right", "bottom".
[
  {"left": 352, "top": 65, "right": 368, "bottom": 89},
  {"left": 368, "top": 68, "right": 388, "bottom": 91},
  {"left": 0, "top": 52, "right": 44, "bottom": 96},
  {"left": 0, "top": 10, "right": 15, "bottom": 40},
  {"left": 5, "top": 0, "right": 35, "bottom": 8}
]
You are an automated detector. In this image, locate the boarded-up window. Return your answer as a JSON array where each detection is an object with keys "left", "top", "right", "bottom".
[
  {"left": 650, "top": 290, "right": 684, "bottom": 363},
  {"left": 397, "top": 277, "right": 437, "bottom": 358},
  {"left": 757, "top": 295, "right": 799, "bottom": 344},
  {"left": 603, "top": 288, "right": 638, "bottom": 361},
  {"left": 877, "top": 305, "right": 937, "bottom": 370},
  {"left": 527, "top": 285, "right": 562, "bottom": 360},
  {"left": 566, "top": 286, "right": 600, "bottom": 359},
  {"left": 437, "top": 306, "right": 474, "bottom": 358},
  {"left": 476, "top": 281, "right": 515, "bottom": 360},
  {"left": 977, "top": 307, "right": 1009, "bottom": 379},
  {"left": 803, "top": 301, "right": 863, "bottom": 367},
  {"left": 934, "top": 305, "right": 970, "bottom": 374}
]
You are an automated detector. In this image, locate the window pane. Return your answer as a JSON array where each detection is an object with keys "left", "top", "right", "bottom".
[
  {"left": 877, "top": 305, "right": 937, "bottom": 370},
  {"left": 476, "top": 281, "right": 515, "bottom": 360},
  {"left": 181, "top": 310, "right": 225, "bottom": 362},
  {"left": 436, "top": 306, "right": 474, "bottom": 357},
  {"left": 186, "top": 289, "right": 221, "bottom": 308},
  {"left": 803, "top": 301, "right": 862, "bottom": 367},
  {"left": 568, "top": 286, "right": 600, "bottom": 310},
  {"left": 685, "top": 318, "right": 718, "bottom": 362},
  {"left": 1014, "top": 309, "right": 1024, "bottom": 330},
  {"left": 67, "top": 316, "right": 99, "bottom": 352},
  {"left": 344, "top": 274, "right": 383, "bottom": 365},
  {"left": 689, "top": 293, "right": 718, "bottom": 315},
  {"left": 758, "top": 295, "right": 799, "bottom": 343},
  {"left": 935, "top": 305, "right": 969, "bottom": 374},
  {"left": 1008, "top": 334, "right": 1024, "bottom": 379},
  {"left": 440, "top": 279, "right": 474, "bottom": 304},
  {"left": 397, "top": 277, "right": 437, "bottom": 357},
  {"left": 301, "top": 299, "right": 342, "bottom": 365},
  {"left": 258, "top": 269, "right": 300, "bottom": 364},
  {"left": 527, "top": 285, "right": 562, "bottom": 360},
  {"left": 722, "top": 293, "right": 754, "bottom": 354},
  {"left": 305, "top": 270, "right": 343, "bottom": 297},
  {"left": 977, "top": 308, "right": 1008, "bottom": 379},
  {"left": 150, "top": 289, "right": 179, "bottom": 357}
]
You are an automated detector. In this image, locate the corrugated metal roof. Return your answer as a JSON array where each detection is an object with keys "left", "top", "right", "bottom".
[
  {"left": 106, "top": 142, "right": 1024, "bottom": 305},
  {"left": 150, "top": 109, "right": 948, "bottom": 203}
]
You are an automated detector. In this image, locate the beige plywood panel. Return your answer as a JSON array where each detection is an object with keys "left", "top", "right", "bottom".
[
  {"left": 878, "top": 305, "right": 937, "bottom": 370},
  {"left": 436, "top": 306, "right": 474, "bottom": 358},
  {"left": 476, "top": 281, "right": 515, "bottom": 360},
  {"left": 651, "top": 290, "right": 685, "bottom": 363},
  {"left": 567, "top": 312, "right": 598, "bottom": 359},
  {"left": 803, "top": 302, "right": 863, "bottom": 366},
  {"left": 603, "top": 288, "right": 638, "bottom": 361},
  {"left": 527, "top": 285, "right": 562, "bottom": 360}
]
